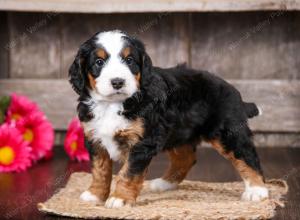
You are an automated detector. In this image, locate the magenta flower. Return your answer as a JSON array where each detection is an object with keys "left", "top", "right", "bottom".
[
  {"left": 5, "top": 93, "right": 39, "bottom": 123},
  {"left": 64, "top": 117, "right": 89, "bottom": 161},
  {"left": 0, "top": 123, "right": 32, "bottom": 172},
  {"left": 16, "top": 111, "right": 54, "bottom": 162}
]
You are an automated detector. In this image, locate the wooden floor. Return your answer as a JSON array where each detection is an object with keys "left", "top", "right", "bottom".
[{"left": 0, "top": 147, "right": 299, "bottom": 220}]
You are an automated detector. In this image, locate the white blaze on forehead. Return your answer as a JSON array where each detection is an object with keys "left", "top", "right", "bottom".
[
  {"left": 92, "top": 30, "right": 138, "bottom": 101},
  {"left": 96, "top": 31, "right": 126, "bottom": 56}
]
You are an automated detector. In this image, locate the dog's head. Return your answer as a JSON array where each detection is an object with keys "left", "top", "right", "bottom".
[{"left": 69, "top": 30, "right": 152, "bottom": 102}]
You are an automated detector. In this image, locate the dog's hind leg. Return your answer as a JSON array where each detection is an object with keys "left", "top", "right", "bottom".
[
  {"left": 209, "top": 127, "right": 269, "bottom": 201},
  {"left": 149, "top": 144, "right": 197, "bottom": 192}
]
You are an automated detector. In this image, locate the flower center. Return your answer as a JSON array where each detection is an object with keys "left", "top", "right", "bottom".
[
  {"left": 23, "top": 129, "right": 34, "bottom": 143},
  {"left": 11, "top": 113, "right": 22, "bottom": 121},
  {"left": 70, "top": 141, "right": 77, "bottom": 152},
  {"left": 0, "top": 146, "right": 15, "bottom": 165}
]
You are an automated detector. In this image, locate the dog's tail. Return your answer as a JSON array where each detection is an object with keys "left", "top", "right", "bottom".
[{"left": 243, "top": 102, "right": 262, "bottom": 118}]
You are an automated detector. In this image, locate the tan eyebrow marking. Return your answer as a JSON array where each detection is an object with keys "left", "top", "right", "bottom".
[
  {"left": 96, "top": 48, "right": 108, "bottom": 59},
  {"left": 122, "top": 47, "right": 131, "bottom": 58}
]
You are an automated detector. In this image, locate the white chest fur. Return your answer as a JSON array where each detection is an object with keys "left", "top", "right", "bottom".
[{"left": 82, "top": 101, "right": 130, "bottom": 161}]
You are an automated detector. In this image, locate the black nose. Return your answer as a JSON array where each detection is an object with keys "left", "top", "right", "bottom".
[{"left": 111, "top": 78, "right": 125, "bottom": 90}]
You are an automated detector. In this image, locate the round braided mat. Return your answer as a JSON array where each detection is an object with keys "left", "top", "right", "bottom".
[{"left": 38, "top": 172, "right": 288, "bottom": 220}]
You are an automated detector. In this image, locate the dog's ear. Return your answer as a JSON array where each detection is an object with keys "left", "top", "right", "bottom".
[
  {"left": 142, "top": 52, "right": 152, "bottom": 76},
  {"left": 127, "top": 36, "right": 153, "bottom": 82},
  {"left": 133, "top": 40, "right": 152, "bottom": 88},
  {"left": 69, "top": 52, "right": 85, "bottom": 95},
  {"left": 69, "top": 41, "right": 93, "bottom": 95},
  {"left": 139, "top": 51, "right": 153, "bottom": 89}
]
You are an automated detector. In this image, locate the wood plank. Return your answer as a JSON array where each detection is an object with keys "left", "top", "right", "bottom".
[
  {"left": 190, "top": 12, "right": 300, "bottom": 79},
  {"left": 232, "top": 80, "right": 300, "bottom": 132},
  {"left": 0, "top": 79, "right": 299, "bottom": 132},
  {"left": 8, "top": 12, "right": 61, "bottom": 78},
  {"left": 254, "top": 133, "right": 300, "bottom": 148},
  {"left": 0, "top": 12, "right": 9, "bottom": 78},
  {"left": 7, "top": 12, "right": 300, "bottom": 80},
  {"left": 61, "top": 13, "right": 189, "bottom": 78},
  {"left": 0, "top": 0, "right": 298, "bottom": 13}
]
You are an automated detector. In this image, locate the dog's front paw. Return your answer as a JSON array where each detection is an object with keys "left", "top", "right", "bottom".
[
  {"left": 242, "top": 186, "right": 269, "bottom": 201},
  {"left": 105, "top": 196, "right": 131, "bottom": 208},
  {"left": 80, "top": 190, "right": 99, "bottom": 202}
]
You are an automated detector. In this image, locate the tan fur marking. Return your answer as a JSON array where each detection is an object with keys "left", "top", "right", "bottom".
[
  {"left": 210, "top": 139, "right": 264, "bottom": 186},
  {"left": 114, "top": 118, "right": 144, "bottom": 153},
  {"left": 96, "top": 48, "right": 107, "bottom": 59},
  {"left": 111, "top": 159, "right": 147, "bottom": 205},
  {"left": 88, "top": 147, "right": 112, "bottom": 202},
  {"left": 122, "top": 47, "right": 131, "bottom": 58},
  {"left": 88, "top": 73, "right": 96, "bottom": 89},
  {"left": 135, "top": 72, "right": 141, "bottom": 87},
  {"left": 163, "top": 145, "right": 196, "bottom": 183}
]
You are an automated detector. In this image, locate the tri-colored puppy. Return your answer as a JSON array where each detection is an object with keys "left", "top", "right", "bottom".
[{"left": 69, "top": 30, "right": 268, "bottom": 208}]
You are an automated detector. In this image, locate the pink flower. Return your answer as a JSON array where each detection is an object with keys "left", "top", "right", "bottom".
[
  {"left": 16, "top": 111, "right": 54, "bottom": 162},
  {"left": 64, "top": 117, "right": 89, "bottom": 161},
  {"left": 6, "top": 93, "right": 39, "bottom": 123},
  {"left": 0, "top": 123, "right": 32, "bottom": 172}
]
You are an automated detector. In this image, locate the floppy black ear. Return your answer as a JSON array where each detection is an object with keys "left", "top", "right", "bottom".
[
  {"left": 140, "top": 51, "right": 153, "bottom": 89},
  {"left": 142, "top": 53, "right": 152, "bottom": 75},
  {"left": 69, "top": 52, "right": 86, "bottom": 95},
  {"left": 126, "top": 36, "right": 153, "bottom": 82},
  {"left": 69, "top": 38, "right": 95, "bottom": 95},
  {"left": 126, "top": 36, "right": 153, "bottom": 88}
]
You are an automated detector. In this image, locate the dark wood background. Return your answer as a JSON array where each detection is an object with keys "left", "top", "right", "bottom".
[{"left": 0, "top": 11, "right": 299, "bottom": 147}]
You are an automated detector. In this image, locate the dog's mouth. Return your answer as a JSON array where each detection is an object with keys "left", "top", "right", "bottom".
[
  {"left": 106, "top": 92, "right": 129, "bottom": 101},
  {"left": 109, "top": 91, "right": 127, "bottom": 96}
]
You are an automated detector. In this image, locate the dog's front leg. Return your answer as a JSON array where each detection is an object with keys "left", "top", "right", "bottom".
[
  {"left": 105, "top": 144, "right": 153, "bottom": 208},
  {"left": 80, "top": 144, "right": 112, "bottom": 204}
]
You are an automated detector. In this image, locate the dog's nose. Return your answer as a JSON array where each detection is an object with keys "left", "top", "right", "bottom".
[{"left": 111, "top": 78, "right": 125, "bottom": 90}]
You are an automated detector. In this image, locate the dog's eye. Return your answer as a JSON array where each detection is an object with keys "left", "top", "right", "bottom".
[
  {"left": 125, "top": 56, "right": 134, "bottom": 65},
  {"left": 96, "top": 58, "right": 105, "bottom": 67}
]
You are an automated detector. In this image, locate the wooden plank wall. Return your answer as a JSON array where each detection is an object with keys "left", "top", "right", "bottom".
[
  {"left": 191, "top": 12, "right": 300, "bottom": 79},
  {"left": 0, "top": 12, "right": 9, "bottom": 78},
  {"left": 0, "top": 11, "right": 299, "bottom": 147},
  {"left": 0, "top": 0, "right": 299, "bottom": 13}
]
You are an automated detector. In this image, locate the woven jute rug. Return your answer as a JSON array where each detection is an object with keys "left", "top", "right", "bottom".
[{"left": 38, "top": 172, "right": 288, "bottom": 220}]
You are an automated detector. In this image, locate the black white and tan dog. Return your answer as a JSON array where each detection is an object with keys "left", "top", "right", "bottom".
[{"left": 69, "top": 30, "right": 269, "bottom": 208}]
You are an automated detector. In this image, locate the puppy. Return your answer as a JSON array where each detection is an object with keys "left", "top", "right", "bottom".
[{"left": 69, "top": 30, "right": 269, "bottom": 208}]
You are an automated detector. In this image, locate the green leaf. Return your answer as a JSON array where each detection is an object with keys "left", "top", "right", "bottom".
[
  {"left": 0, "top": 112, "right": 4, "bottom": 124},
  {"left": 0, "top": 96, "right": 11, "bottom": 124}
]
